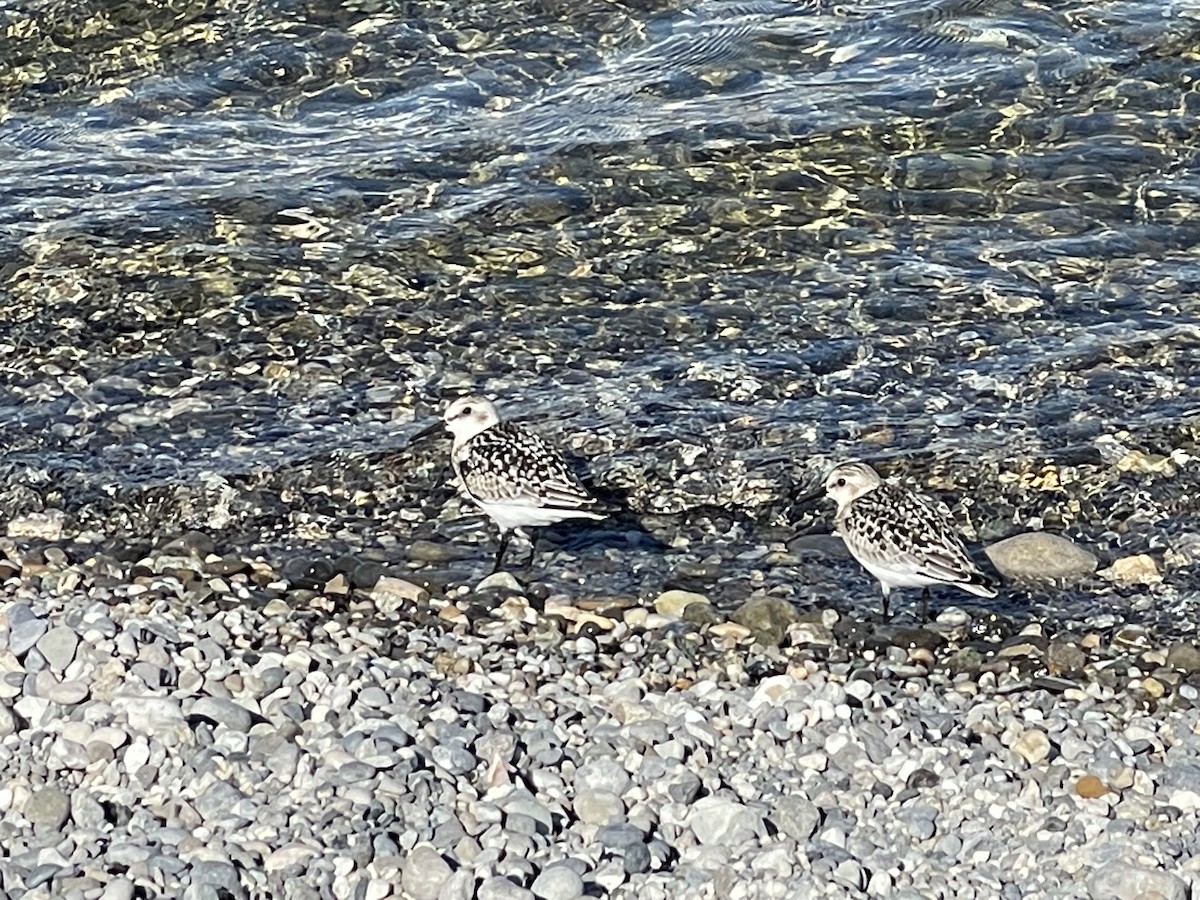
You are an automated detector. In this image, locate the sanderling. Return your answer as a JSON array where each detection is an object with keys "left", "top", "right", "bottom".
[
  {"left": 818, "top": 461, "right": 997, "bottom": 617},
  {"left": 431, "top": 395, "right": 605, "bottom": 573}
]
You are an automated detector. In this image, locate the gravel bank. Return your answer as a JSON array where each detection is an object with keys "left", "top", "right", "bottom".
[{"left": 2, "top": 536, "right": 1198, "bottom": 900}]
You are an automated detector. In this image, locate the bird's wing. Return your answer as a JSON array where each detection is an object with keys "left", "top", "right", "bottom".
[
  {"left": 459, "top": 424, "right": 597, "bottom": 509},
  {"left": 845, "top": 487, "right": 984, "bottom": 584}
]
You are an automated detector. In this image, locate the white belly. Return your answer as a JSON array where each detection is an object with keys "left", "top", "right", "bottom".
[
  {"left": 480, "top": 500, "right": 605, "bottom": 533},
  {"left": 859, "top": 558, "right": 940, "bottom": 592}
]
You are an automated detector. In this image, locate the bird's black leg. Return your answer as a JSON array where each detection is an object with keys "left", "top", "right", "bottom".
[
  {"left": 920, "top": 587, "right": 931, "bottom": 623},
  {"left": 880, "top": 587, "right": 891, "bottom": 620},
  {"left": 491, "top": 530, "right": 513, "bottom": 575},
  {"left": 523, "top": 528, "right": 541, "bottom": 570}
]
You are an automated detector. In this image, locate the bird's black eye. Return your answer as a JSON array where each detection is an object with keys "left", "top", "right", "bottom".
[
  {"left": 836, "top": 477, "right": 846, "bottom": 487},
  {"left": 462, "top": 406, "right": 473, "bottom": 416}
]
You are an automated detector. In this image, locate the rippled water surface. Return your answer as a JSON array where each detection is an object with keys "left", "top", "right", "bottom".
[{"left": 2, "top": 0, "right": 1199, "bottom": 625}]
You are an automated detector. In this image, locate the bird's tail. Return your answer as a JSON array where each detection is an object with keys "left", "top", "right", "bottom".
[{"left": 960, "top": 572, "right": 1000, "bottom": 599}]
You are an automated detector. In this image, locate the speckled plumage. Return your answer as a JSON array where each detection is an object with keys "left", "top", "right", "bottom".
[
  {"left": 452, "top": 421, "right": 601, "bottom": 521},
  {"left": 437, "top": 395, "right": 603, "bottom": 572},
  {"left": 824, "top": 462, "right": 996, "bottom": 616}
]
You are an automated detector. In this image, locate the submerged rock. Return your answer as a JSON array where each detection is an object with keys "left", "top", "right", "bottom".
[
  {"left": 731, "top": 595, "right": 800, "bottom": 646},
  {"left": 6, "top": 510, "right": 66, "bottom": 540},
  {"left": 1100, "top": 554, "right": 1162, "bottom": 585},
  {"left": 984, "top": 533, "right": 1098, "bottom": 586},
  {"left": 653, "top": 589, "right": 711, "bottom": 617}
]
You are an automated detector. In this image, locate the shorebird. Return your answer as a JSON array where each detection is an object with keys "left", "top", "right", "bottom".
[
  {"left": 818, "top": 461, "right": 997, "bottom": 617},
  {"left": 428, "top": 396, "right": 604, "bottom": 573}
]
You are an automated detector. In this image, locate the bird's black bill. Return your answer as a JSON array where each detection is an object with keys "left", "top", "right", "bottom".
[
  {"left": 794, "top": 484, "right": 825, "bottom": 506},
  {"left": 408, "top": 420, "right": 445, "bottom": 444}
]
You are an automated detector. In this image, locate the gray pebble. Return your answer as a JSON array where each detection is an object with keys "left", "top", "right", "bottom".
[
  {"left": 438, "top": 869, "right": 476, "bottom": 900},
  {"left": 833, "top": 859, "right": 865, "bottom": 891},
  {"left": 666, "top": 771, "right": 701, "bottom": 804},
  {"left": 190, "top": 697, "right": 253, "bottom": 733},
  {"left": 475, "top": 572, "right": 524, "bottom": 595},
  {"left": 906, "top": 769, "right": 939, "bottom": 789},
  {"left": 497, "top": 790, "right": 553, "bottom": 833},
  {"left": 1159, "top": 762, "right": 1200, "bottom": 791},
  {"left": 596, "top": 822, "right": 645, "bottom": 852},
  {"left": 108, "top": 843, "right": 153, "bottom": 866},
  {"left": 44, "top": 680, "right": 89, "bottom": 705},
  {"left": 182, "top": 886, "right": 219, "bottom": 900},
  {"left": 531, "top": 863, "right": 585, "bottom": 900},
  {"left": 1167, "top": 643, "right": 1200, "bottom": 672},
  {"left": 257, "top": 700, "right": 297, "bottom": 734},
  {"left": 400, "top": 845, "right": 450, "bottom": 900},
  {"left": 934, "top": 834, "right": 962, "bottom": 858},
  {"left": 35, "top": 626, "right": 78, "bottom": 671},
  {"left": 71, "top": 791, "right": 107, "bottom": 831},
  {"left": 471, "top": 801, "right": 503, "bottom": 827},
  {"left": 451, "top": 690, "right": 489, "bottom": 715},
  {"left": 574, "top": 757, "right": 631, "bottom": 796},
  {"left": 505, "top": 812, "right": 541, "bottom": 837},
  {"left": 574, "top": 791, "right": 624, "bottom": 825},
  {"left": 99, "top": 878, "right": 136, "bottom": 900},
  {"left": 866, "top": 870, "right": 893, "bottom": 896},
  {"left": 189, "top": 860, "right": 240, "bottom": 894},
  {"left": 24, "top": 786, "right": 70, "bottom": 830},
  {"left": 372, "top": 723, "right": 412, "bottom": 749},
  {"left": 1086, "top": 860, "right": 1187, "bottom": 900},
  {"left": 687, "top": 797, "right": 762, "bottom": 846},
  {"left": 357, "top": 686, "right": 389, "bottom": 708},
  {"left": 255, "top": 667, "right": 287, "bottom": 694},
  {"left": 26, "top": 863, "right": 60, "bottom": 889},
  {"left": 858, "top": 733, "right": 892, "bottom": 765},
  {"left": 432, "top": 745, "right": 477, "bottom": 775},
  {"left": 478, "top": 876, "right": 535, "bottom": 900},
  {"left": 845, "top": 679, "right": 873, "bottom": 702},
  {"left": 771, "top": 795, "right": 820, "bottom": 842},
  {"left": 129, "top": 661, "right": 167, "bottom": 687},
  {"left": 592, "top": 859, "right": 627, "bottom": 892},
  {"left": 114, "top": 695, "right": 187, "bottom": 739},
  {"left": 622, "top": 842, "right": 651, "bottom": 874},
  {"left": 0, "top": 670, "right": 21, "bottom": 700},
  {"left": 900, "top": 806, "right": 937, "bottom": 842},
  {"left": 8, "top": 610, "right": 47, "bottom": 657},
  {"left": 50, "top": 736, "right": 89, "bottom": 769},
  {"left": 194, "top": 782, "right": 247, "bottom": 822},
  {"left": 338, "top": 761, "right": 377, "bottom": 784}
]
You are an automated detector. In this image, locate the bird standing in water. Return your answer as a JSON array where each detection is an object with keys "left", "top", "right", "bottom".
[
  {"left": 820, "top": 461, "right": 997, "bottom": 617},
  {"left": 436, "top": 396, "right": 604, "bottom": 573}
]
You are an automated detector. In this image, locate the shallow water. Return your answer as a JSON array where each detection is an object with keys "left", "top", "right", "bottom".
[{"left": 1, "top": 0, "right": 1199, "bottom": 625}]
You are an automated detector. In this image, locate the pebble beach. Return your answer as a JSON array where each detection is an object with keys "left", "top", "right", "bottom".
[{"left": 3, "top": 519, "right": 1200, "bottom": 900}]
